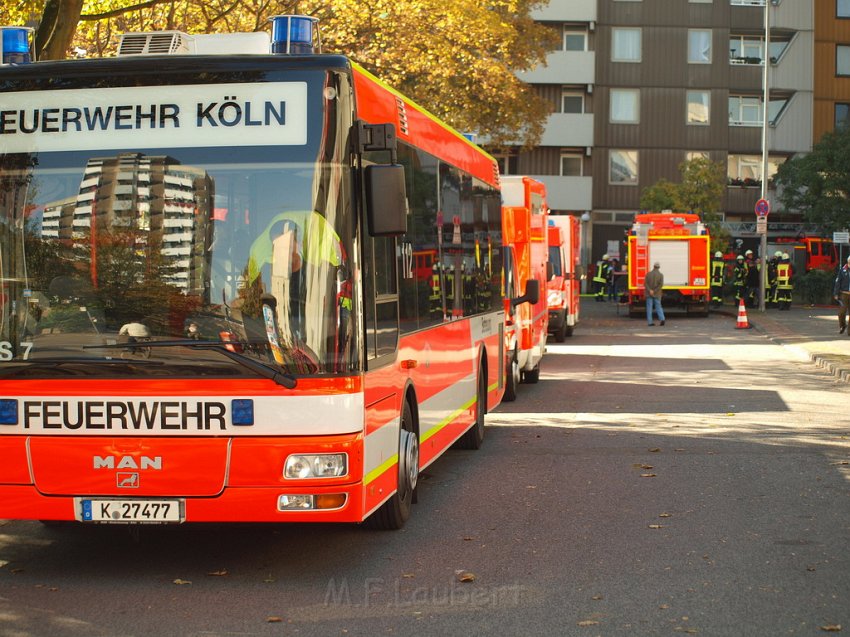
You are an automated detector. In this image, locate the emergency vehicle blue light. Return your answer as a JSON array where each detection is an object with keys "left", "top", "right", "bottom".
[
  {"left": 1, "top": 27, "right": 32, "bottom": 65},
  {"left": 231, "top": 399, "right": 254, "bottom": 426},
  {"left": 270, "top": 15, "right": 318, "bottom": 55},
  {"left": 0, "top": 399, "right": 18, "bottom": 425}
]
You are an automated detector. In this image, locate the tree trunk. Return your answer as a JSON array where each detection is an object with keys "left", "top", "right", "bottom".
[{"left": 34, "top": 0, "right": 84, "bottom": 60}]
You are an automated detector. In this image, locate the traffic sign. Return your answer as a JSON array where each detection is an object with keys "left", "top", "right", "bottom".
[
  {"left": 833, "top": 231, "right": 850, "bottom": 244},
  {"left": 755, "top": 198, "right": 770, "bottom": 217},
  {"left": 756, "top": 217, "right": 767, "bottom": 234}
]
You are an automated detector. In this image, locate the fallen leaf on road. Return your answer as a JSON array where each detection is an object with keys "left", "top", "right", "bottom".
[
  {"left": 819, "top": 625, "right": 842, "bottom": 632},
  {"left": 648, "top": 524, "right": 664, "bottom": 529},
  {"left": 207, "top": 569, "right": 228, "bottom": 577},
  {"left": 640, "top": 473, "right": 657, "bottom": 478},
  {"left": 456, "top": 571, "right": 475, "bottom": 583},
  {"left": 649, "top": 448, "right": 661, "bottom": 453},
  {"left": 577, "top": 620, "right": 600, "bottom": 627},
  {"left": 591, "top": 595, "right": 603, "bottom": 600},
  {"left": 726, "top": 412, "right": 735, "bottom": 417},
  {"left": 172, "top": 579, "right": 192, "bottom": 585},
  {"left": 267, "top": 616, "right": 283, "bottom": 623},
  {"left": 659, "top": 513, "right": 672, "bottom": 518}
]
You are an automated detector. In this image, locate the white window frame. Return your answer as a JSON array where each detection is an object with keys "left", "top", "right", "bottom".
[
  {"left": 560, "top": 153, "right": 584, "bottom": 177},
  {"left": 563, "top": 27, "right": 588, "bottom": 52},
  {"left": 729, "top": 95, "right": 762, "bottom": 126},
  {"left": 688, "top": 29, "right": 712, "bottom": 64},
  {"left": 610, "top": 89, "right": 640, "bottom": 123},
  {"left": 686, "top": 90, "right": 710, "bottom": 125},
  {"left": 609, "top": 149, "right": 638, "bottom": 186},
  {"left": 730, "top": 35, "right": 765, "bottom": 65},
  {"left": 612, "top": 28, "right": 642, "bottom": 62},
  {"left": 838, "top": 45, "right": 850, "bottom": 76},
  {"left": 562, "top": 90, "right": 585, "bottom": 114}
]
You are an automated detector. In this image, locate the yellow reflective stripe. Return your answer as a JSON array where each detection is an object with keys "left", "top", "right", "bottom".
[
  {"left": 421, "top": 394, "right": 476, "bottom": 443},
  {"left": 364, "top": 453, "right": 397, "bottom": 486}
]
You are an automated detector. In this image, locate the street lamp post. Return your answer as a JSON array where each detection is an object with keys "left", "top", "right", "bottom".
[{"left": 758, "top": 0, "right": 771, "bottom": 312}]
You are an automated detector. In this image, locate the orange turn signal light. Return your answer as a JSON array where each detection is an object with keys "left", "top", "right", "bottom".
[{"left": 315, "top": 494, "right": 346, "bottom": 509}]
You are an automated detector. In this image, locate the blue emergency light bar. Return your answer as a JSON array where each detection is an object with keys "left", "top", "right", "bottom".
[
  {"left": 1, "top": 27, "right": 33, "bottom": 65},
  {"left": 269, "top": 15, "right": 319, "bottom": 55}
]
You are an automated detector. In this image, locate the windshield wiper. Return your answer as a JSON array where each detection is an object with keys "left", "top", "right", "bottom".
[{"left": 83, "top": 340, "right": 297, "bottom": 389}]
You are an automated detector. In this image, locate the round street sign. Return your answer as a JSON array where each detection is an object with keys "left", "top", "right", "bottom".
[{"left": 755, "top": 198, "right": 770, "bottom": 217}]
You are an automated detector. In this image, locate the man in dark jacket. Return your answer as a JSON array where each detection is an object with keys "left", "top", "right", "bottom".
[{"left": 834, "top": 255, "right": 850, "bottom": 334}]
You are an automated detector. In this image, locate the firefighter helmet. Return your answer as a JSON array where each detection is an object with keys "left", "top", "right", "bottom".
[
  {"left": 602, "top": 254, "right": 609, "bottom": 260},
  {"left": 736, "top": 255, "right": 744, "bottom": 261},
  {"left": 782, "top": 252, "right": 790, "bottom": 260},
  {"left": 745, "top": 249, "right": 753, "bottom": 256},
  {"left": 714, "top": 251, "right": 723, "bottom": 258},
  {"left": 774, "top": 250, "right": 783, "bottom": 258}
]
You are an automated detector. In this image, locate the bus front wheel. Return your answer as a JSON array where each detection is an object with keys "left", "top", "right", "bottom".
[{"left": 365, "top": 400, "right": 418, "bottom": 530}]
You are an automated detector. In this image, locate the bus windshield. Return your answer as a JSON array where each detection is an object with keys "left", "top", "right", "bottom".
[{"left": 0, "top": 80, "right": 357, "bottom": 379}]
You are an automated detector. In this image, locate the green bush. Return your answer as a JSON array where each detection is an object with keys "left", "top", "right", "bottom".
[{"left": 795, "top": 269, "right": 835, "bottom": 306}]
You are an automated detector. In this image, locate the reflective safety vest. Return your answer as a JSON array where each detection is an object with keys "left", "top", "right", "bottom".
[
  {"left": 593, "top": 261, "right": 609, "bottom": 284},
  {"left": 710, "top": 260, "right": 725, "bottom": 286},
  {"left": 776, "top": 262, "right": 792, "bottom": 289}
]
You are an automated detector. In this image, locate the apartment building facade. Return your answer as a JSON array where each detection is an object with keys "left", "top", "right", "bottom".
[{"left": 507, "top": 0, "right": 827, "bottom": 265}]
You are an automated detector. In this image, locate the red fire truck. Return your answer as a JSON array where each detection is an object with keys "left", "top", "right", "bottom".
[
  {"left": 0, "top": 18, "right": 515, "bottom": 529},
  {"left": 626, "top": 212, "right": 711, "bottom": 316},
  {"left": 547, "top": 216, "right": 581, "bottom": 342},
  {"left": 500, "top": 176, "right": 548, "bottom": 401}
]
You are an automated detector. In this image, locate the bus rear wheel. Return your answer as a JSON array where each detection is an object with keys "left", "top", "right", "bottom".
[
  {"left": 365, "top": 401, "right": 418, "bottom": 530},
  {"left": 455, "top": 361, "right": 486, "bottom": 450}
]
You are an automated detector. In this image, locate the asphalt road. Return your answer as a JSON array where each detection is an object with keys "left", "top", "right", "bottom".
[{"left": 1, "top": 302, "right": 849, "bottom": 636}]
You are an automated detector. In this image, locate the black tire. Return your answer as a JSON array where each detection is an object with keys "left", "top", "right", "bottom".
[
  {"left": 503, "top": 347, "right": 519, "bottom": 402},
  {"left": 524, "top": 362, "right": 540, "bottom": 384},
  {"left": 554, "top": 321, "right": 566, "bottom": 343},
  {"left": 455, "top": 362, "right": 486, "bottom": 450},
  {"left": 365, "top": 401, "right": 418, "bottom": 530}
]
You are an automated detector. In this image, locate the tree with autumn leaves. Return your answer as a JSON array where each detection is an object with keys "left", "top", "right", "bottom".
[
  {"left": 1, "top": 0, "right": 558, "bottom": 148},
  {"left": 639, "top": 157, "right": 731, "bottom": 254}
]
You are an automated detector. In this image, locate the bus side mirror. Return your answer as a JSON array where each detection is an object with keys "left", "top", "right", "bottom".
[
  {"left": 512, "top": 279, "right": 540, "bottom": 308},
  {"left": 365, "top": 164, "right": 407, "bottom": 236},
  {"left": 547, "top": 262, "right": 555, "bottom": 281}
]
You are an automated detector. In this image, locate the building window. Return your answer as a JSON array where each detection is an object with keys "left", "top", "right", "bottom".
[
  {"left": 727, "top": 154, "right": 783, "bottom": 187},
  {"left": 495, "top": 154, "right": 519, "bottom": 176},
  {"left": 839, "top": 0, "right": 850, "bottom": 18},
  {"left": 612, "top": 28, "right": 641, "bottom": 62},
  {"left": 687, "top": 91, "right": 710, "bottom": 124},
  {"left": 563, "top": 27, "right": 588, "bottom": 51},
  {"left": 686, "top": 151, "right": 710, "bottom": 161},
  {"left": 609, "top": 150, "right": 638, "bottom": 185},
  {"left": 730, "top": 35, "right": 764, "bottom": 65},
  {"left": 729, "top": 95, "right": 762, "bottom": 126},
  {"left": 837, "top": 103, "right": 850, "bottom": 129},
  {"left": 561, "top": 153, "right": 584, "bottom": 176},
  {"left": 688, "top": 29, "right": 712, "bottom": 63},
  {"left": 610, "top": 89, "right": 640, "bottom": 123},
  {"left": 838, "top": 45, "right": 850, "bottom": 76},
  {"left": 562, "top": 90, "right": 585, "bottom": 114}
]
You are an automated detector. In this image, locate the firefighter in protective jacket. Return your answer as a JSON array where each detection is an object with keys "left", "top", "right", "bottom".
[
  {"left": 593, "top": 255, "right": 610, "bottom": 302},
  {"left": 710, "top": 251, "right": 725, "bottom": 307}
]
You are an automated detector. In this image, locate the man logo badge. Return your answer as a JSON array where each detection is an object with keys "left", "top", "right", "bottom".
[{"left": 117, "top": 472, "right": 139, "bottom": 488}]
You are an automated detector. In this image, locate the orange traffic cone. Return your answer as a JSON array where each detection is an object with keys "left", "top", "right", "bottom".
[{"left": 735, "top": 298, "right": 750, "bottom": 329}]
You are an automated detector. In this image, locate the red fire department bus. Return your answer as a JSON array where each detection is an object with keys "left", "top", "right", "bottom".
[{"left": 0, "top": 18, "right": 509, "bottom": 529}]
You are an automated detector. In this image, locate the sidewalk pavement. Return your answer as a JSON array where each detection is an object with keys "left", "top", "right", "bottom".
[{"left": 732, "top": 302, "right": 850, "bottom": 383}]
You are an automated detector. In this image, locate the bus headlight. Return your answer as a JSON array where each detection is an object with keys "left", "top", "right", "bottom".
[
  {"left": 284, "top": 453, "right": 348, "bottom": 479},
  {"left": 547, "top": 290, "right": 564, "bottom": 306}
]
